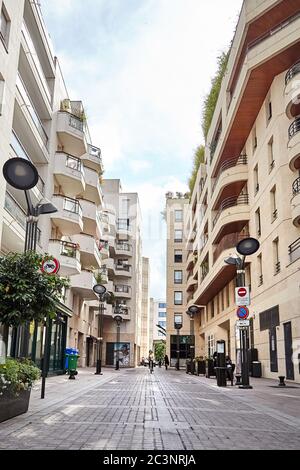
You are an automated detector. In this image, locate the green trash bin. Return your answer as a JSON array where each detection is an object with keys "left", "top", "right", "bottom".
[{"left": 65, "top": 348, "right": 79, "bottom": 379}]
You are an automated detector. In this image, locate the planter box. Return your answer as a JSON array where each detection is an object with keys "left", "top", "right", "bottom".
[
  {"left": 197, "top": 360, "right": 206, "bottom": 376},
  {"left": 0, "top": 389, "right": 31, "bottom": 423},
  {"left": 206, "top": 359, "right": 216, "bottom": 378}
]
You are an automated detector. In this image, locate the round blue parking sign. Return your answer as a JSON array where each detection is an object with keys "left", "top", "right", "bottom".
[{"left": 237, "top": 306, "right": 249, "bottom": 320}]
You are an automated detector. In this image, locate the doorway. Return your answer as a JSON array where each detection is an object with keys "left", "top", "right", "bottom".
[
  {"left": 269, "top": 327, "right": 278, "bottom": 373},
  {"left": 284, "top": 322, "right": 294, "bottom": 380}
]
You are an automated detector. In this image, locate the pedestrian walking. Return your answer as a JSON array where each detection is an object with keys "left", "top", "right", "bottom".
[
  {"left": 148, "top": 350, "right": 154, "bottom": 374},
  {"left": 226, "top": 355, "right": 235, "bottom": 386},
  {"left": 164, "top": 354, "right": 170, "bottom": 370}
]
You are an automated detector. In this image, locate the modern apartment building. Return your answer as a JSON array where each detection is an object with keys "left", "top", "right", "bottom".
[
  {"left": 185, "top": 0, "right": 300, "bottom": 382},
  {"left": 140, "top": 257, "right": 150, "bottom": 360},
  {"left": 165, "top": 194, "right": 191, "bottom": 367},
  {"left": 100, "top": 179, "right": 144, "bottom": 367},
  {"left": 0, "top": 0, "right": 111, "bottom": 372},
  {"left": 151, "top": 299, "right": 167, "bottom": 345}
]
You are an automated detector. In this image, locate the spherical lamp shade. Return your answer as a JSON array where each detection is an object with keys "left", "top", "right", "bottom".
[
  {"left": 3, "top": 158, "right": 39, "bottom": 190},
  {"left": 187, "top": 305, "right": 200, "bottom": 315},
  {"left": 236, "top": 237, "right": 260, "bottom": 256},
  {"left": 93, "top": 284, "right": 107, "bottom": 296}
]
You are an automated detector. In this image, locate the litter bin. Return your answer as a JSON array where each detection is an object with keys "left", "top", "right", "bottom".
[
  {"left": 252, "top": 361, "right": 262, "bottom": 378},
  {"left": 65, "top": 348, "right": 79, "bottom": 378},
  {"left": 186, "top": 359, "right": 191, "bottom": 374}
]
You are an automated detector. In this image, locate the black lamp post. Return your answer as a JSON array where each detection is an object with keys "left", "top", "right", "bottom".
[
  {"left": 3, "top": 158, "right": 58, "bottom": 364},
  {"left": 186, "top": 305, "right": 200, "bottom": 375},
  {"left": 174, "top": 314, "right": 183, "bottom": 371},
  {"left": 3, "top": 158, "right": 57, "bottom": 253},
  {"left": 93, "top": 284, "right": 109, "bottom": 375},
  {"left": 225, "top": 237, "right": 260, "bottom": 390}
]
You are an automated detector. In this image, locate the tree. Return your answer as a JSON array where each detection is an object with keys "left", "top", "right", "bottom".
[
  {"left": 154, "top": 341, "right": 166, "bottom": 361},
  {"left": 188, "top": 145, "right": 205, "bottom": 193},
  {"left": 0, "top": 251, "right": 70, "bottom": 327}
]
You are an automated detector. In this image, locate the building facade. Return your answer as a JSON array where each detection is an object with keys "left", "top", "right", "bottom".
[
  {"left": 185, "top": 0, "right": 300, "bottom": 382},
  {"left": 100, "top": 179, "right": 144, "bottom": 368},
  {"left": 0, "top": 1, "right": 148, "bottom": 372},
  {"left": 165, "top": 195, "right": 191, "bottom": 367},
  {"left": 140, "top": 257, "right": 150, "bottom": 361},
  {"left": 151, "top": 299, "right": 167, "bottom": 345}
]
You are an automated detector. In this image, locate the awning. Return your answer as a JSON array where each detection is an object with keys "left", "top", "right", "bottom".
[{"left": 55, "top": 300, "right": 73, "bottom": 318}]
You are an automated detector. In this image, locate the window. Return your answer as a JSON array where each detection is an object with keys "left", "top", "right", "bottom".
[
  {"left": 174, "top": 250, "right": 182, "bottom": 263},
  {"left": 174, "top": 313, "right": 183, "bottom": 328},
  {"left": 158, "top": 321, "right": 166, "bottom": 328},
  {"left": 0, "top": 75, "right": 4, "bottom": 115},
  {"left": 174, "top": 270, "right": 183, "bottom": 284},
  {"left": 258, "top": 254, "right": 263, "bottom": 286},
  {"left": 121, "top": 198, "right": 130, "bottom": 215},
  {"left": 221, "top": 289, "right": 224, "bottom": 311},
  {"left": 252, "top": 127, "right": 257, "bottom": 152},
  {"left": 174, "top": 292, "right": 183, "bottom": 305},
  {"left": 207, "top": 335, "right": 215, "bottom": 358},
  {"left": 270, "top": 186, "right": 277, "bottom": 222},
  {"left": 158, "top": 303, "right": 166, "bottom": 309},
  {"left": 266, "top": 95, "right": 272, "bottom": 122},
  {"left": 254, "top": 165, "right": 259, "bottom": 194},
  {"left": 273, "top": 238, "right": 280, "bottom": 274},
  {"left": 211, "top": 300, "right": 215, "bottom": 319},
  {"left": 174, "top": 229, "right": 183, "bottom": 242},
  {"left": 158, "top": 312, "right": 166, "bottom": 318},
  {"left": 255, "top": 208, "right": 261, "bottom": 237},
  {"left": 268, "top": 137, "right": 275, "bottom": 172},
  {"left": 175, "top": 210, "right": 183, "bottom": 222},
  {"left": 226, "top": 284, "right": 230, "bottom": 308},
  {"left": 0, "top": 3, "right": 10, "bottom": 50}
]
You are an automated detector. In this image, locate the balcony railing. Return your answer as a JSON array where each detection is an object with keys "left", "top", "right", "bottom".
[
  {"left": 117, "top": 219, "right": 131, "bottom": 231},
  {"left": 65, "top": 155, "right": 84, "bottom": 174},
  {"left": 50, "top": 239, "right": 78, "bottom": 258},
  {"left": 258, "top": 275, "right": 264, "bottom": 287},
  {"left": 116, "top": 242, "right": 131, "bottom": 252},
  {"left": 292, "top": 177, "right": 300, "bottom": 196},
  {"left": 115, "top": 264, "right": 131, "bottom": 273},
  {"left": 11, "top": 131, "right": 45, "bottom": 195},
  {"left": 4, "top": 192, "right": 26, "bottom": 230},
  {"left": 213, "top": 231, "right": 250, "bottom": 264},
  {"left": 274, "top": 261, "right": 281, "bottom": 275},
  {"left": 87, "top": 143, "right": 102, "bottom": 161},
  {"left": 212, "top": 154, "right": 247, "bottom": 194},
  {"left": 289, "top": 237, "right": 300, "bottom": 264},
  {"left": 212, "top": 194, "right": 249, "bottom": 228},
  {"left": 59, "top": 196, "right": 83, "bottom": 218},
  {"left": 285, "top": 60, "right": 300, "bottom": 85},
  {"left": 288, "top": 117, "right": 300, "bottom": 140},
  {"left": 115, "top": 285, "right": 131, "bottom": 294},
  {"left": 201, "top": 263, "right": 209, "bottom": 281},
  {"left": 16, "top": 74, "right": 48, "bottom": 148}
]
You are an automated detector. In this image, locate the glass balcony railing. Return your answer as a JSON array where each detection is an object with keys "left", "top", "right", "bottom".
[
  {"left": 21, "top": 22, "right": 51, "bottom": 103},
  {"left": 4, "top": 192, "right": 26, "bottom": 229},
  {"left": 65, "top": 155, "right": 84, "bottom": 175},
  {"left": 61, "top": 196, "right": 83, "bottom": 219},
  {"left": 16, "top": 74, "right": 49, "bottom": 148}
]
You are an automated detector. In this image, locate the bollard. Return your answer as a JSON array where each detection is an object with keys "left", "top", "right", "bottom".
[
  {"left": 235, "top": 374, "right": 242, "bottom": 386},
  {"left": 69, "top": 370, "right": 78, "bottom": 380},
  {"left": 278, "top": 376, "right": 286, "bottom": 387}
]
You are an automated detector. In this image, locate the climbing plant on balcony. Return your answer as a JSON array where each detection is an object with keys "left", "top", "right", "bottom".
[
  {"left": 188, "top": 145, "right": 205, "bottom": 193},
  {"left": 0, "top": 251, "right": 69, "bottom": 327}
]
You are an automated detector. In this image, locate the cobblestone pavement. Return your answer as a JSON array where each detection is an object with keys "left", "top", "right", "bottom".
[{"left": 0, "top": 367, "right": 300, "bottom": 450}]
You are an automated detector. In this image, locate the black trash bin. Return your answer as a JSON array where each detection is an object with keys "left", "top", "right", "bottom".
[{"left": 252, "top": 361, "right": 262, "bottom": 378}]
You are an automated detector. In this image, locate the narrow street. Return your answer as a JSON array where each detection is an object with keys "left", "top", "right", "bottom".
[{"left": 0, "top": 367, "right": 299, "bottom": 450}]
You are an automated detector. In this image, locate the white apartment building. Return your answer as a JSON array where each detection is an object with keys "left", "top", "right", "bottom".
[
  {"left": 151, "top": 299, "right": 167, "bottom": 345},
  {"left": 100, "top": 179, "right": 144, "bottom": 367},
  {"left": 185, "top": 0, "right": 300, "bottom": 382}
]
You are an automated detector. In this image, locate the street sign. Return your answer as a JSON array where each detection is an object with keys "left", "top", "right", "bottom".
[
  {"left": 41, "top": 258, "right": 60, "bottom": 275},
  {"left": 237, "top": 306, "right": 249, "bottom": 320},
  {"left": 237, "top": 320, "right": 250, "bottom": 328},
  {"left": 235, "top": 286, "right": 250, "bottom": 306}
]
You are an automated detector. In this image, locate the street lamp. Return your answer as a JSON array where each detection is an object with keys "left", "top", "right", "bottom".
[
  {"left": 174, "top": 314, "right": 183, "bottom": 371},
  {"left": 93, "top": 284, "right": 109, "bottom": 375},
  {"left": 3, "top": 158, "right": 57, "bottom": 252},
  {"left": 224, "top": 237, "right": 260, "bottom": 390},
  {"left": 113, "top": 312, "right": 123, "bottom": 370},
  {"left": 186, "top": 305, "right": 200, "bottom": 374}
]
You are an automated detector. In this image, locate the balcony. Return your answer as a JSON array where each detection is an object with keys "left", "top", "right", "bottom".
[
  {"left": 288, "top": 117, "right": 300, "bottom": 171},
  {"left": 285, "top": 61, "right": 300, "bottom": 119},
  {"left": 114, "top": 264, "right": 132, "bottom": 278},
  {"left": 48, "top": 240, "right": 81, "bottom": 276},
  {"left": 115, "top": 242, "right": 132, "bottom": 256},
  {"left": 56, "top": 110, "right": 87, "bottom": 158},
  {"left": 288, "top": 237, "right": 300, "bottom": 264},
  {"left": 115, "top": 285, "right": 132, "bottom": 299},
  {"left": 117, "top": 219, "right": 131, "bottom": 239},
  {"left": 82, "top": 144, "right": 104, "bottom": 173},
  {"left": 14, "top": 74, "right": 49, "bottom": 163},
  {"left": 77, "top": 198, "right": 102, "bottom": 238},
  {"left": 98, "top": 239, "right": 109, "bottom": 260},
  {"left": 99, "top": 267, "right": 109, "bottom": 284},
  {"left": 291, "top": 177, "right": 300, "bottom": 227},
  {"left": 81, "top": 167, "right": 103, "bottom": 205},
  {"left": 212, "top": 194, "right": 250, "bottom": 242},
  {"left": 211, "top": 155, "right": 248, "bottom": 204},
  {"left": 71, "top": 234, "right": 102, "bottom": 269},
  {"left": 70, "top": 270, "right": 97, "bottom": 300},
  {"left": 51, "top": 195, "right": 83, "bottom": 235},
  {"left": 213, "top": 231, "right": 249, "bottom": 264},
  {"left": 54, "top": 153, "right": 85, "bottom": 196},
  {"left": 2, "top": 192, "right": 26, "bottom": 253}
]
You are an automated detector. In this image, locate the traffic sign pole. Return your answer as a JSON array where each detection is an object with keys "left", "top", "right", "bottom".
[{"left": 236, "top": 271, "right": 252, "bottom": 389}]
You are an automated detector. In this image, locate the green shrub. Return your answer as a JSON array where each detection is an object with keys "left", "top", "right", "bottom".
[{"left": 0, "top": 358, "right": 41, "bottom": 396}]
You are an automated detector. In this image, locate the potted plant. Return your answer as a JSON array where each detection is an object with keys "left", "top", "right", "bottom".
[{"left": 0, "top": 359, "right": 41, "bottom": 423}]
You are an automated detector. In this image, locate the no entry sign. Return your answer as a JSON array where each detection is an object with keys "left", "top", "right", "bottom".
[{"left": 235, "top": 286, "right": 250, "bottom": 306}]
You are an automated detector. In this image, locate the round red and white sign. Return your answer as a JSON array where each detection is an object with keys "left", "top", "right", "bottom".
[
  {"left": 41, "top": 258, "right": 60, "bottom": 275},
  {"left": 237, "top": 287, "right": 247, "bottom": 297}
]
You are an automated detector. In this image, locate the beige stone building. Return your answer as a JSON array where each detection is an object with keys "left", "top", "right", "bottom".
[
  {"left": 140, "top": 257, "right": 150, "bottom": 360},
  {"left": 184, "top": 0, "right": 300, "bottom": 382},
  {"left": 99, "top": 180, "right": 144, "bottom": 367},
  {"left": 0, "top": 1, "right": 149, "bottom": 372},
  {"left": 165, "top": 194, "right": 191, "bottom": 367}
]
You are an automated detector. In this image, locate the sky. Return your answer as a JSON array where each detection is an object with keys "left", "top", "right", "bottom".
[{"left": 41, "top": 0, "right": 243, "bottom": 299}]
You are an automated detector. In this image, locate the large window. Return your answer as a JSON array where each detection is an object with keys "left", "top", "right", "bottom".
[
  {"left": 0, "top": 3, "right": 10, "bottom": 50},
  {"left": 175, "top": 210, "right": 183, "bottom": 222},
  {"left": 174, "top": 230, "right": 183, "bottom": 242},
  {"left": 158, "top": 303, "right": 166, "bottom": 309},
  {"left": 158, "top": 312, "right": 166, "bottom": 318},
  {"left": 174, "top": 291, "right": 183, "bottom": 305},
  {"left": 174, "top": 250, "right": 182, "bottom": 263},
  {"left": 158, "top": 321, "right": 166, "bottom": 328},
  {"left": 174, "top": 270, "right": 183, "bottom": 284}
]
